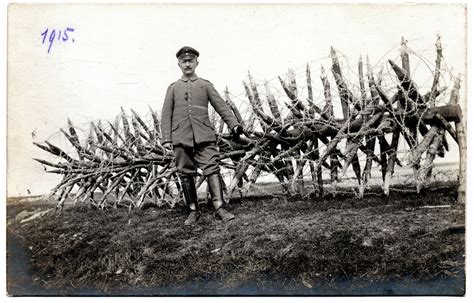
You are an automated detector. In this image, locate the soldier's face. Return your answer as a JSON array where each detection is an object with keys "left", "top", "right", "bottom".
[{"left": 178, "top": 57, "right": 199, "bottom": 76}]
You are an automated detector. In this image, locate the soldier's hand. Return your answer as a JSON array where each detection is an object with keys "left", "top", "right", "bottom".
[
  {"left": 163, "top": 143, "right": 173, "bottom": 150},
  {"left": 232, "top": 125, "right": 244, "bottom": 141}
]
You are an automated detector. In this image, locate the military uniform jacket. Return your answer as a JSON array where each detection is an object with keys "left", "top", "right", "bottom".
[{"left": 161, "top": 75, "right": 240, "bottom": 146}]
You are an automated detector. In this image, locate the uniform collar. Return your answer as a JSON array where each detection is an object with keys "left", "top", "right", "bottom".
[{"left": 180, "top": 74, "right": 199, "bottom": 82}]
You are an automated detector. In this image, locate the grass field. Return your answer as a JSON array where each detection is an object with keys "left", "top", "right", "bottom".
[{"left": 6, "top": 180, "right": 465, "bottom": 296}]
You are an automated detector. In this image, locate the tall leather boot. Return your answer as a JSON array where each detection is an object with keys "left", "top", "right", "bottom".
[
  {"left": 181, "top": 176, "right": 200, "bottom": 226},
  {"left": 207, "top": 174, "right": 235, "bottom": 221}
]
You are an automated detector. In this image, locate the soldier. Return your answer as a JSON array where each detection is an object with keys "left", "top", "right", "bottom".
[{"left": 161, "top": 46, "right": 243, "bottom": 225}]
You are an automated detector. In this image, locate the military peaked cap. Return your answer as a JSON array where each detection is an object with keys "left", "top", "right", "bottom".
[{"left": 176, "top": 46, "right": 200, "bottom": 59}]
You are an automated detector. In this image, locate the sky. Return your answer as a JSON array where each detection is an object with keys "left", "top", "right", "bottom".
[{"left": 7, "top": 3, "right": 467, "bottom": 196}]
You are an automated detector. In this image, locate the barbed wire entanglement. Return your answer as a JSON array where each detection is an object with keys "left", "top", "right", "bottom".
[{"left": 34, "top": 36, "right": 466, "bottom": 210}]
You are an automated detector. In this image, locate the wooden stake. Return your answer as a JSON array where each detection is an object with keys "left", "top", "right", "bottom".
[
  {"left": 428, "top": 35, "right": 443, "bottom": 107},
  {"left": 450, "top": 74, "right": 466, "bottom": 203},
  {"left": 330, "top": 46, "right": 355, "bottom": 119}
]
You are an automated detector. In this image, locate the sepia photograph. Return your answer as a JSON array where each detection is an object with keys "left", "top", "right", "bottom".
[{"left": 4, "top": 1, "right": 470, "bottom": 298}]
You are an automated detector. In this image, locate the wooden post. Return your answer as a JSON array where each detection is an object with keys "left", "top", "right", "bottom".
[
  {"left": 383, "top": 131, "right": 400, "bottom": 195},
  {"left": 358, "top": 56, "right": 367, "bottom": 110},
  {"left": 224, "top": 87, "right": 244, "bottom": 125},
  {"left": 428, "top": 35, "right": 443, "bottom": 107},
  {"left": 330, "top": 46, "right": 354, "bottom": 119},
  {"left": 450, "top": 75, "right": 466, "bottom": 203},
  {"left": 264, "top": 82, "right": 282, "bottom": 123}
]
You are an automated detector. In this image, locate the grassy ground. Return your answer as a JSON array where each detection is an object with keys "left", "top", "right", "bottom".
[{"left": 6, "top": 181, "right": 465, "bottom": 295}]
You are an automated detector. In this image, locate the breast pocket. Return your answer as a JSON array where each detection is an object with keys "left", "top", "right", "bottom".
[{"left": 193, "top": 85, "right": 208, "bottom": 102}]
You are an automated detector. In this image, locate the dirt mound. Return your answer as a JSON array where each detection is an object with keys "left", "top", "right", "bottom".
[{"left": 7, "top": 182, "right": 465, "bottom": 295}]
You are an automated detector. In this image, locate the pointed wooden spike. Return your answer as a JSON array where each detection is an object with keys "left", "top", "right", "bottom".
[
  {"left": 388, "top": 59, "right": 407, "bottom": 81},
  {"left": 449, "top": 74, "right": 462, "bottom": 105},
  {"left": 248, "top": 72, "right": 254, "bottom": 87},
  {"left": 243, "top": 81, "right": 252, "bottom": 98},
  {"left": 287, "top": 68, "right": 295, "bottom": 79},
  {"left": 224, "top": 88, "right": 244, "bottom": 124},
  {"left": 366, "top": 57, "right": 372, "bottom": 82},
  {"left": 306, "top": 64, "right": 314, "bottom": 103},
  {"left": 358, "top": 56, "right": 367, "bottom": 108},
  {"left": 428, "top": 34, "right": 443, "bottom": 107},
  {"left": 400, "top": 37, "right": 410, "bottom": 77},
  {"left": 66, "top": 118, "right": 79, "bottom": 139},
  {"left": 33, "top": 158, "right": 59, "bottom": 167},
  {"left": 435, "top": 34, "right": 442, "bottom": 50},
  {"left": 33, "top": 141, "right": 52, "bottom": 153},
  {"left": 401, "top": 36, "right": 407, "bottom": 46},
  {"left": 287, "top": 68, "right": 297, "bottom": 96},
  {"left": 377, "top": 66, "right": 384, "bottom": 86},
  {"left": 263, "top": 81, "right": 282, "bottom": 123}
]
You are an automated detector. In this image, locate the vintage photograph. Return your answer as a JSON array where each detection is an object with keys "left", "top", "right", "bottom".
[{"left": 6, "top": 2, "right": 468, "bottom": 296}]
